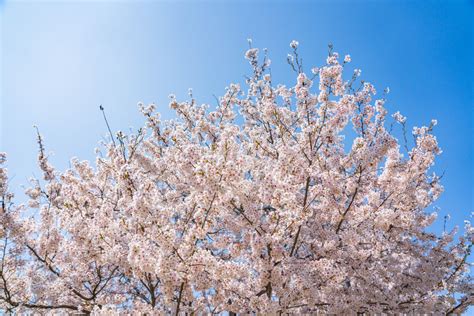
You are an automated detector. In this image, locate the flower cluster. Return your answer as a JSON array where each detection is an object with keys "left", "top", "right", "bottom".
[{"left": 0, "top": 42, "right": 472, "bottom": 315}]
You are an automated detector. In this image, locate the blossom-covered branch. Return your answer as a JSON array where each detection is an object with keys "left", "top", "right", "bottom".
[{"left": 0, "top": 41, "right": 472, "bottom": 314}]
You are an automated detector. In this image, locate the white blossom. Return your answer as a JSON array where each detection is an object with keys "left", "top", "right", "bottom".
[
  {"left": 392, "top": 111, "right": 407, "bottom": 123},
  {"left": 290, "top": 40, "right": 299, "bottom": 49},
  {"left": 245, "top": 48, "right": 259, "bottom": 60}
]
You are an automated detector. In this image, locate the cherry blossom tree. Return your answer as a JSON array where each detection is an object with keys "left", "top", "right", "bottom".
[{"left": 1, "top": 42, "right": 472, "bottom": 314}]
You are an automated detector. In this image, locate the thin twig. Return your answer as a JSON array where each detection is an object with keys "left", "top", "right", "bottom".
[
  {"left": 99, "top": 105, "right": 116, "bottom": 147},
  {"left": 175, "top": 282, "right": 184, "bottom": 316}
]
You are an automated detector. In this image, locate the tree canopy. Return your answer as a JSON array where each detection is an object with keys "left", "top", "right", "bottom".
[{"left": 0, "top": 42, "right": 472, "bottom": 314}]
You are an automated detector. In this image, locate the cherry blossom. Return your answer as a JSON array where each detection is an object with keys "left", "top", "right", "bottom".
[{"left": 0, "top": 42, "right": 472, "bottom": 315}]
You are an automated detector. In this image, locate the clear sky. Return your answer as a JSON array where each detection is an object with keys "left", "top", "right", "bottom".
[{"left": 1, "top": 0, "right": 473, "bottom": 272}]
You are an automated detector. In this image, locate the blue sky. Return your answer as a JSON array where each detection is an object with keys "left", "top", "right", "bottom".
[{"left": 1, "top": 0, "right": 472, "bottom": 257}]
